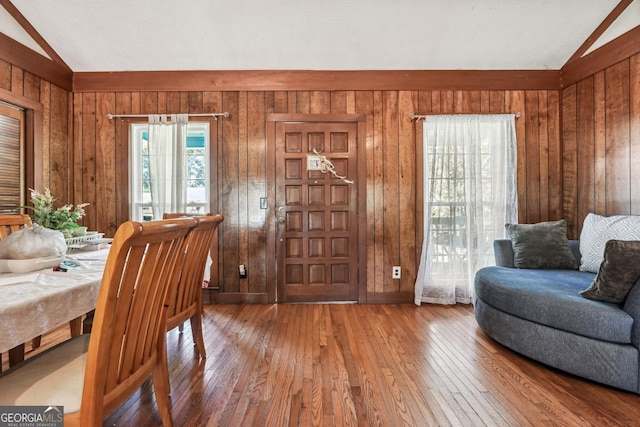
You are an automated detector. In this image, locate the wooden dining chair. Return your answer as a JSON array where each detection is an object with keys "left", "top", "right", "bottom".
[
  {"left": 0, "top": 213, "right": 37, "bottom": 370},
  {"left": 0, "top": 212, "right": 32, "bottom": 237},
  {"left": 163, "top": 212, "right": 221, "bottom": 288},
  {"left": 164, "top": 214, "right": 224, "bottom": 357},
  {"left": 0, "top": 217, "right": 198, "bottom": 426},
  {"left": 82, "top": 212, "right": 224, "bottom": 337},
  {"left": 0, "top": 213, "right": 89, "bottom": 368}
]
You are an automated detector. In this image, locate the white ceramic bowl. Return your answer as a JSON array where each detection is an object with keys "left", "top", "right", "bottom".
[{"left": 0, "top": 255, "right": 64, "bottom": 273}]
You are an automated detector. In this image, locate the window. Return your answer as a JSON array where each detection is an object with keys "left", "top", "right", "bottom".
[
  {"left": 130, "top": 121, "right": 210, "bottom": 221},
  {"left": 0, "top": 103, "right": 25, "bottom": 211},
  {"left": 426, "top": 126, "right": 499, "bottom": 267},
  {"left": 415, "top": 115, "right": 517, "bottom": 305}
]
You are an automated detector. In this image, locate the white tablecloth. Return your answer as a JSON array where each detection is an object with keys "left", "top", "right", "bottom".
[{"left": 0, "top": 249, "right": 109, "bottom": 353}]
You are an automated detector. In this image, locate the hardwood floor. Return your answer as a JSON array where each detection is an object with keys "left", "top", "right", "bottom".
[{"left": 5, "top": 303, "right": 640, "bottom": 426}]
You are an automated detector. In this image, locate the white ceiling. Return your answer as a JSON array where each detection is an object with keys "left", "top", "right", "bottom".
[{"left": 2, "top": 0, "right": 639, "bottom": 72}]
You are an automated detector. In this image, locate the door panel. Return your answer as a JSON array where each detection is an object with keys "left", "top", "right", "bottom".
[{"left": 275, "top": 122, "right": 358, "bottom": 302}]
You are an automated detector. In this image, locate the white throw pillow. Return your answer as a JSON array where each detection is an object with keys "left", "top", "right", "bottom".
[{"left": 579, "top": 213, "right": 640, "bottom": 273}]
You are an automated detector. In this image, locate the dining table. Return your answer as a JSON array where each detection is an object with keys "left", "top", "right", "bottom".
[{"left": 0, "top": 248, "right": 110, "bottom": 367}]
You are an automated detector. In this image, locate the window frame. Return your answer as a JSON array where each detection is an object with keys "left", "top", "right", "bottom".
[
  {"left": 115, "top": 117, "right": 218, "bottom": 225},
  {"left": 0, "top": 88, "right": 43, "bottom": 206}
]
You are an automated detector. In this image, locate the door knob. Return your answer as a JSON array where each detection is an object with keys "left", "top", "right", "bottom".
[{"left": 277, "top": 217, "right": 285, "bottom": 224}]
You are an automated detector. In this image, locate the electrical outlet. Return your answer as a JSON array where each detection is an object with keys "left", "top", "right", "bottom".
[{"left": 392, "top": 266, "right": 401, "bottom": 279}]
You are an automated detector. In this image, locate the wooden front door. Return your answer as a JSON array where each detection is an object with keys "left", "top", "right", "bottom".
[{"left": 275, "top": 121, "right": 359, "bottom": 302}]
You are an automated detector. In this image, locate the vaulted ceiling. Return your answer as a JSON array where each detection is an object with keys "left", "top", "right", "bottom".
[{"left": 1, "top": 0, "right": 639, "bottom": 73}]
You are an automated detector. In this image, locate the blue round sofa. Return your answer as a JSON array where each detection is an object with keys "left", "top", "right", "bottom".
[{"left": 474, "top": 239, "right": 640, "bottom": 393}]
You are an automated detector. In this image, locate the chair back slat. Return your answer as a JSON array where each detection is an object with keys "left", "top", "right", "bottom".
[
  {"left": 166, "top": 214, "right": 223, "bottom": 324},
  {"left": 161, "top": 213, "right": 223, "bottom": 359},
  {"left": 80, "top": 217, "right": 197, "bottom": 424},
  {"left": 0, "top": 214, "right": 32, "bottom": 239}
]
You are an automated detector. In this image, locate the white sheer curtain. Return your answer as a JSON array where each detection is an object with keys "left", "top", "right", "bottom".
[
  {"left": 148, "top": 114, "right": 188, "bottom": 219},
  {"left": 414, "top": 114, "right": 517, "bottom": 305}
]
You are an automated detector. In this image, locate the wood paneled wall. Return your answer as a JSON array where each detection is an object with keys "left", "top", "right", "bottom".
[
  {"left": 0, "top": 54, "right": 570, "bottom": 302},
  {"left": 562, "top": 52, "right": 640, "bottom": 239},
  {"left": 70, "top": 87, "right": 561, "bottom": 302},
  {"left": 0, "top": 59, "right": 72, "bottom": 207},
  {"left": 2, "top": 10, "right": 639, "bottom": 303}
]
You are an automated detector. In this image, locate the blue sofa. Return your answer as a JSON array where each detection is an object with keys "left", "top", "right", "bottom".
[{"left": 474, "top": 239, "right": 640, "bottom": 393}]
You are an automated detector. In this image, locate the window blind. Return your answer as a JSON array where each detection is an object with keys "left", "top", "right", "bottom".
[{"left": 0, "top": 104, "right": 23, "bottom": 211}]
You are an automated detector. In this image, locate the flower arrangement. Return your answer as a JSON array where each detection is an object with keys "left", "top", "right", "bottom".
[{"left": 19, "top": 188, "right": 89, "bottom": 233}]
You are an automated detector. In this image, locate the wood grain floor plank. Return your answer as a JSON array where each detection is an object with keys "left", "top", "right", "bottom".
[
  {"left": 351, "top": 304, "right": 406, "bottom": 426},
  {"left": 9, "top": 303, "right": 640, "bottom": 427},
  {"left": 340, "top": 305, "right": 396, "bottom": 426}
]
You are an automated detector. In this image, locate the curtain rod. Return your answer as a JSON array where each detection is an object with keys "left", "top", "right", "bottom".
[
  {"left": 106, "top": 112, "right": 229, "bottom": 120},
  {"left": 410, "top": 112, "right": 521, "bottom": 121}
]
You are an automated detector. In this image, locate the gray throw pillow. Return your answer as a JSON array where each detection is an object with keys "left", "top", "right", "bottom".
[
  {"left": 580, "top": 240, "right": 640, "bottom": 304},
  {"left": 505, "top": 219, "right": 578, "bottom": 269}
]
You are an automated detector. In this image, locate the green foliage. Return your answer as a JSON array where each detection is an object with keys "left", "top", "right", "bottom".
[{"left": 19, "top": 188, "right": 89, "bottom": 231}]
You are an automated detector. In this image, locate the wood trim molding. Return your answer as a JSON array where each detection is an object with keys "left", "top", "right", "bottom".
[
  {"left": 0, "top": 0, "right": 71, "bottom": 70},
  {"left": 0, "top": 33, "right": 73, "bottom": 91},
  {"left": 0, "top": 86, "right": 41, "bottom": 110},
  {"left": 366, "top": 292, "right": 414, "bottom": 304},
  {"left": 562, "top": 25, "right": 640, "bottom": 87},
  {"left": 73, "top": 70, "right": 562, "bottom": 92},
  {"left": 0, "top": 87, "right": 43, "bottom": 194},
  {"left": 356, "top": 119, "right": 368, "bottom": 304},
  {"left": 208, "top": 292, "right": 269, "bottom": 304},
  {"left": 564, "top": 0, "right": 633, "bottom": 66},
  {"left": 265, "top": 118, "right": 277, "bottom": 303},
  {"left": 266, "top": 113, "right": 367, "bottom": 123}
]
